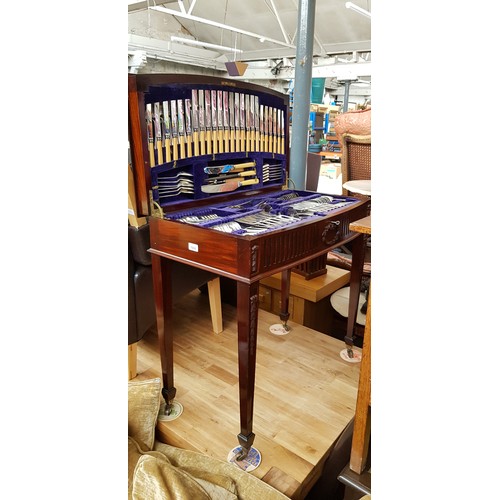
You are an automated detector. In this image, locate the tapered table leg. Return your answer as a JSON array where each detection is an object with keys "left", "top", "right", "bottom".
[
  {"left": 235, "top": 280, "right": 260, "bottom": 459},
  {"left": 151, "top": 254, "right": 177, "bottom": 411},
  {"left": 279, "top": 269, "right": 292, "bottom": 331},
  {"left": 345, "top": 233, "right": 366, "bottom": 354}
]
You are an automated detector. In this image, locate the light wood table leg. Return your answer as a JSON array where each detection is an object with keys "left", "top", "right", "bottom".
[
  {"left": 207, "top": 277, "right": 223, "bottom": 334},
  {"left": 350, "top": 287, "right": 371, "bottom": 473},
  {"left": 128, "top": 342, "right": 138, "bottom": 380}
]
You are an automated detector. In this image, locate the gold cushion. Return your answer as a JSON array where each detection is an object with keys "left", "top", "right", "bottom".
[{"left": 128, "top": 378, "right": 161, "bottom": 451}]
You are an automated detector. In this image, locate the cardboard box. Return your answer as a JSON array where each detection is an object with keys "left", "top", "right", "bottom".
[{"left": 316, "top": 163, "right": 343, "bottom": 195}]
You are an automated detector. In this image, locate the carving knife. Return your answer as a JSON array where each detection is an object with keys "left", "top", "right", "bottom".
[
  {"left": 162, "top": 100, "right": 172, "bottom": 163},
  {"left": 234, "top": 92, "right": 240, "bottom": 153},
  {"left": 203, "top": 161, "right": 256, "bottom": 174},
  {"left": 204, "top": 170, "right": 257, "bottom": 183},
  {"left": 217, "top": 90, "right": 224, "bottom": 153},
  {"left": 240, "top": 93, "right": 246, "bottom": 152},
  {"left": 201, "top": 177, "right": 259, "bottom": 194},
  {"left": 204, "top": 90, "right": 212, "bottom": 155},
  {"left": 146, "top": 103, "right": 155, "bottom": 167},
  {"left": 170, "top": 100, "right": 179, "bottom": 161},
  {"left": 185, "top": 98, "right": 193, "bottom": 157},
  {"left": 191, "top": 91, "right": 199, "bottom": 157},
  {"left": 177, "top": 99, "right": 186, "bottom": 159},
  {"left": 254, "top": 96, "right": 260, "bottom": 152},
  {"left": 153, "top": 102, "right": 164, "bottom": 164},
  {"left": 211, "top": 90, "right": 218, "bottom": 154},
  {"left": 223, "top": 91, "right": 230, "bottom": 153}
]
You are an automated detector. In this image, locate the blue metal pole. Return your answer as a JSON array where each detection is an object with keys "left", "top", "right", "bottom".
[{"left": 289, "top": 0, "right": 316, "bottom": 190}]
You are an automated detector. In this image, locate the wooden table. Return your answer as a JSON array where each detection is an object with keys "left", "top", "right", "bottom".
[{"left": 348, "top": 215, "right": 371, "bottom": 474}]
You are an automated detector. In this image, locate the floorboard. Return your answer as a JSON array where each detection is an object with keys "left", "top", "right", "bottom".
[{"left": 134, "top": 289, "right": 361, "bottom": 499}]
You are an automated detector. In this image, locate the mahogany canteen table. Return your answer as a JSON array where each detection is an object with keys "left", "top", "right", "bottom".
[{"left": 148, "top": 195, "right": 369, "bottom": 461}]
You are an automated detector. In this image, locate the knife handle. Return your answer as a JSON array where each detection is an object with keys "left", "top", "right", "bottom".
[
  {"left": 156, "top": 140, "right": 163, "bottom": 164},
  {"left": 260, "top": 133, "right": 265, "bottom": 153},
  {"left": 230, "top": 129, "right": 235, "bottom": 153},
  {"left": 218, "top": 130, "right": 224, "bottom": 153},
  {"left": 255, "top": 131, "right": 260, "bottom": 152},
  {"left": 240, "top": 178, "right": 260, "bottom": 186},
  {"left": 212, "top": 129, "right": 218, "bottom": 154},
  {"left": 164, "top": 138, "right": 172, "bottom": 163},
  {"left": 186, "top": 135, "right": 193, "bottom": 158},
  {"left": 172, "top": 136, "right": 179, "bottom": 161},
  {"left": 192, "top": 131, "right": 200, "bottom": 157},
  {"left": 224, "top": 130, "right": 230, "bottom": 153},
  {"left": 199, "top": 131, "right": 206, "bottom": 156},
  {"left": 235, "top": 130, "right": 241, "bottom": 152},
  {"left": 250, "top": 130, "right": 256, "bottom": 152},
  {"left": 148, "top": 140, "right": 156, "bottom": 167},
  {"left": 205, "top": 129, "right": 212, "bottom": 154},
  {"left": 210, "top": 170, "right": 256, "bottom": 182},
  {"left": 179, "top": 135, "right": 186, "bottom": 159},
  {"left": 242, "top": 131, "right": 247, "bottom": 152}
]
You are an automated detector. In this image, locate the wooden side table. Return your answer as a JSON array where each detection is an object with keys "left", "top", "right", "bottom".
[{"left": 349, "top": 215, "right": 371, "bottom": 475}]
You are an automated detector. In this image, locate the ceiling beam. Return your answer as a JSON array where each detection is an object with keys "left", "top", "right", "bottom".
[
  {"left": 151, "top": 5, "right": 297, "bottom": 50},
  {"left": 225, "top": 61, "right": 371, "bottom": 81}
]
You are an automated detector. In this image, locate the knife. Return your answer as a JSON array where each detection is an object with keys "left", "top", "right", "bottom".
[
  {"left": 245, "top": 94, "right": 251, "bottom": 151},
  {"left": 170, "top": 100, "right": 179, "bottom": 161},
  {"left": 146, "top": 103, "right": 156, "bottom": 167},
  {"left": 211, "top": 90, "right": 218, "bottom": 154},
  {"left": 162, "top": 101, "right": 172, "bottom": 163},
  {"left": 185, "top": 98, "right": 193, "bottom": 157},
  {"left": 259, "top": 104, "right": 264, "bottom": 152},
  {"left": 205, "top": 170, "right": 257, "bottom": 183},
  {"left": 280, "top": 109, "right": 285, "bottom": 154},
  {"left": 234, "top": 92, "right": 240, "bottom": 153},
  {"left": 263, "top": 106, "right": 269, "bottom": 152},
  {"left": 203, "top": 161, "right": 256, "bottom": 174},
  {"left": 191, "top": 91, "right": 199, "bottom": 157},
  {"left": 223, "top": 91, "right": 230, "bottom": 153},
  {"left": 204, "top": 90, "right": 212, "bottom": 155},
  {"left": 201, "top": 177, "right": 259, "bottom": 194},
  {"left": 240, "top": 93, "right": 246, "bottom": 152},
  {"left": 249, "top": 95, "right": 256, "bottom": 152},
  {"left": 217, "top": 90, "right": 224, "bottom": 153},
  {"left": 229, "top": 92, "right": 235, "bottom": 153},
  {"left": 254, "top": 96, "right": 260, "bottom": 152},
  {"left": 273, "top": 108, "right": 278, "bottom": 153},
  {"left": 153, "top": 102, "right": 164, "bottom": 164},
  {"left": 177, "top": 99, "right": 186, "bottom": 159},
  {"left": 197, "top": 89, "right": 205, "bottom": 156}
]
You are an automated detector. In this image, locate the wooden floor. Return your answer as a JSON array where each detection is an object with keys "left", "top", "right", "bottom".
[{"left": 134, "top": 289, "right": 361, "bottom": 499}]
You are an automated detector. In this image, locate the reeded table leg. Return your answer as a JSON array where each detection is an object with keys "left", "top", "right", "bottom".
[
  {"left": 279, "top": 269, "right": 292, "bottom": 331},
  {"left": 235, "top": 280, "right": 260, "bottom": 459},
  {"left": 151, "top": 254, "right": 177, "bottom": 413}
]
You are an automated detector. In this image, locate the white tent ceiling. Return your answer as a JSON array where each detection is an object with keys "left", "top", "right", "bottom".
[{"left": 128, "top": 0, "right": 371, "bottom": 89}]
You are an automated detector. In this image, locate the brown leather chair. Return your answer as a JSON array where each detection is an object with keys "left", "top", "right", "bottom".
[{"left": 128, "top": 222, "right": 223, "bottom": 379}]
